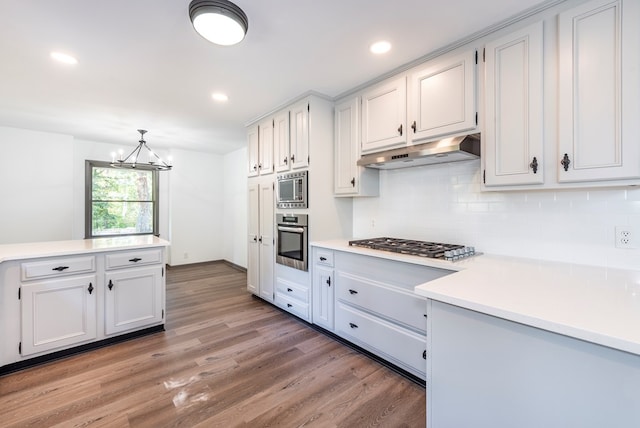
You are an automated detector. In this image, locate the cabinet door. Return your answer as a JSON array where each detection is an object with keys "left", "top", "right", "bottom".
[
  {"left": 247, "top": 125, "right": 259, "bottom": 177},
  {"left": 289, "top": 101, "right": 309, "bottom": 169},
  {"left": 484, "top": 22, "right": 544, "bottom": 186},
  {"left": 361, "top": 76, "right": 407, "bottom": 153},
  {"left": 558, "top": 0, "right": 640, "bottom": 182},
  {"left": 21, "top": 274, "right": 97, "bottom": 356},
  {"left": 258, "top": 181, "right": 274, "bottom": 302},
  {"left": 105, "top": 265, "right": 163, "bottom": 335},
  {"left": 334, "top": 98, "right": 360, "bottom": 195},
  {"left": 274, "top": 111, "right": 291, "bottom": 172},
  {"left": 247, "top": 183, "right": 260, "bottom": 295},
  {"left": 258, "top": 119, "right": 274, "bottom": 175},
  {"left": 312, "top": 265, "right": 334, "bottom": 331},
  {"left": 409, "top": 50, "right": 476, "bottom": 142}
]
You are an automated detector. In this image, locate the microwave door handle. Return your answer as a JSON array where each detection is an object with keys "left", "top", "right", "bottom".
[{"left": 277, "top": 226, "right": 305, "bottom": 233}]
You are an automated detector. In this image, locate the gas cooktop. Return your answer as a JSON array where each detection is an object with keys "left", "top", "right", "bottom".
[{"left": 348, "top": 237, "right": 476, "bottom": 261}]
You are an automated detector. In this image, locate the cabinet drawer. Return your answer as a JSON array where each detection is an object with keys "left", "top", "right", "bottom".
[
  {"left": 21, "top": 256, "right": 96, "bottom": 281},
  {"left": 275, "top": 293, "right": 310, "bottom": 321},
  {"left": 337, "top": 271, "right": 427, "bottom": 333},
  {"left": 276, "top": 278, "right": 309, "bottom": 304},
  {"left": 105, "top": 249, "right": 163, "bottom": 270},
  {"left": 336, "top": 302, "right": 426, "bottom": 376},
  {"left": 314, "top": 249, "right": 334, "bottom": 267}
]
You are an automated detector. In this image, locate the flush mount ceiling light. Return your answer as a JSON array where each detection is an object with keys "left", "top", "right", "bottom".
[
  {"left": 189, "top": 0, "right": 248, "bottom": 46},
  {"left": 110, "top": 130, "right": 172, "bottom": 171}
]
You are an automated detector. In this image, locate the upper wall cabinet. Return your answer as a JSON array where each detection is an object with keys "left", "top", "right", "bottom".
[
  {"left": 247, "top": 125, "right": 259, "bottom": 177},
  {"left": 484, "top": 22, "right": 544, "bottom": 187},
  {"left": 361, "top": 76, "right": 407, "bottom": 153},
  {"left": 247, "top": 120, "right": 274, "bottom": 177},
  {"left": 557, "top": 0, "right": 640, "bottom": 183},
  {"left": 408, "top": 50, "right": 477, "bottom": 143},
  {"left": 289, "top": 100, "right": 310, "bottom": 170},
  {"left": 274, "top": 111, "right": 291, "bottom": 173}
]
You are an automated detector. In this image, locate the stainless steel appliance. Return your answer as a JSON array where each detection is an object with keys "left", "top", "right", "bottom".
[
  {"left": 276, "top": 170, "right": 308, "bottom": 209},
  {"left": 349, "top": 237, "right": 476, "bottom": 261},
  {"left": 276, "top": 213, "right": 308, "bottom": 271}
]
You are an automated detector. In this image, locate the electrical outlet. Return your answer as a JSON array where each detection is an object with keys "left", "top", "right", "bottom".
[{"left": 615, "top": 226, "right": 635, "bottom": 249}]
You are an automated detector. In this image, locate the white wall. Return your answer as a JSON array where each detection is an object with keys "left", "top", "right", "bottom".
[
  {"left": 223, "top": 147, "right": 248, "bottom": 268},
  {"left": 353, "top": 160, "right": 640, "bottom": 270}
]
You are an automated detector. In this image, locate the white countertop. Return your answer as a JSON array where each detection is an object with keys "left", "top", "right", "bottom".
[
  {"left": 0, "top": 236, "right": 170, "bottom": 263},
  {"left": 312, "top": 240, "right": 640, "bottom": 356}
]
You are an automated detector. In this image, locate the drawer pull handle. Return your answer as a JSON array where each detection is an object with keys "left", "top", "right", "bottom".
[
  {"left": 287, "top": 303, "right": 293, "bottom": 308},
  {"left": 326, "top": 277, "right": 331, "bottom": 286},
  {"left": 287, "top": 288, "right": 293, "bottom": 292},
  {"left": 52, "top": 266, "right": 69, "bottom": 272},
  {"left": 129, "top": 257, "right": 142, "bottom": 263},
  {"left": 348, "top": 289, "right": 358, "bottom": 295},
  {"left": 108, "top": 279, "right": 114, "bottom": 291},
  {"left": 349, "top": 322, "right": 358, "bottom": 329},
  {"left": 319, "top": 256, "right": 327, "bottom": 261},
  {"left": 423, "top": 350, "right": 427, "bottom": 360},
  {"left": 88, "top": 283, "right": 94, "bottom": 295},
  {"left": 423, "top": 314, "right": 427, "bottom": 318}
]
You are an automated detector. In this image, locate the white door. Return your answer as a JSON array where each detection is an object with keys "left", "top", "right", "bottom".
[
  {"left": 105, "top": 266, "right": 163, "bottom": 335},
  {"left": 247, "top": 183, "right": 260, "bottom": 295},
  {"left": 361, "top": 76, "right": 407, "bottom": 153},
  {"left": 247, "top": 126, "right": 259, "bottom": 177},
  {"left": 558, "top": 0, "right": 640, "bottom": 182},
  {"left": 484, "top": 22, "right": 544, "bottom": 186},
  {"left": 274, "top": 111, "right": 291, "bottom": 172},
  {"left": 409, "top": 50, "right": 476, "bottom": 142},
  {"left": 21, "top": 274, "right": 97, "bottom": 355},
  {"left": 289, "top": 101, "right": 309, "bottom": 169},
  {"left": 258, "top": 119, "right": 274, "bottom": 175},
  {"left": 258, "top": 181, "right": 274, "bottom": 302},
  {"left": 312, "top": 265, "right": 334, "bottom": 330}
]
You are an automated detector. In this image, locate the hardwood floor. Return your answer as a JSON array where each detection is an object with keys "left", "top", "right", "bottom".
[{"left": 0, "top": 262, "right": 426, "bottom": 427}]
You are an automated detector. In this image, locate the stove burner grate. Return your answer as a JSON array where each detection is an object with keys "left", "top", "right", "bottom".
[{"left": 348, "top": 237, "right": 470, "bottom": 259}]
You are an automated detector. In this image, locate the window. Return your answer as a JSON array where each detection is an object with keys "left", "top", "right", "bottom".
[{"left": 85, "top": 160, "right": 159, "bottom": 238}]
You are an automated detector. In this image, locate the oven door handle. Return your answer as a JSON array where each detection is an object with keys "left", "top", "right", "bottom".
[{"left": 277, "top": 226, "right": 305, "bottom": 233}]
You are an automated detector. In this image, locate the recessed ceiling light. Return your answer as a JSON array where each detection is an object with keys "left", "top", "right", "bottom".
[
  {"left": 50, "top": 51, "right": 78, "bottom": 65},
  {"left": 370, "top": 41, "right": 391, "bottom": 55},
  {"left": 212, "top": 92, "right": 229, "bottom": 102}
]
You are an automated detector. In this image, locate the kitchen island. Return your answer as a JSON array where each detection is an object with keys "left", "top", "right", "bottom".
[
  {"left": 312, "top": 240, "right": 640, "bottom": 427},
  {"left": 0, "top": 236, "right": 169, "bottom": 374}
]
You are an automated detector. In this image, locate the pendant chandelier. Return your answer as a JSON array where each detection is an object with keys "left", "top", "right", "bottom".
[
  {"left": 189, "top": 0, "right": 248, "bottom": 46},
  {"left": 110, "top": 130, "right": 172, "bottom": 171}
]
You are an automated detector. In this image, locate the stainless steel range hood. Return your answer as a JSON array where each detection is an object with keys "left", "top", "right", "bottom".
[{"left": 357, "top": 133, "right": 481, "bottom": 170}]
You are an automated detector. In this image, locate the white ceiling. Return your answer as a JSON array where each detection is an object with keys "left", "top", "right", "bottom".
[{"left": 0, "top": 0, "right": 550, "bottom": 155}]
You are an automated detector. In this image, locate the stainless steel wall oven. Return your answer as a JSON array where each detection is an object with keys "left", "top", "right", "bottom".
[{"left": 275, "top": 213, "right": 308, "bottom": 271}]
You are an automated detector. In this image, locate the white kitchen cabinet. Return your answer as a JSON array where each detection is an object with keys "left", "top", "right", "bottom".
[
  {"left": 273, "top": 111, "right": 291, "bottom": 172},
  {"left": 275, "top": 277, "right": 310, "bottom": 320},
  {"left": 311, "top": 248, "right": 334, "bottom": 331},
  {"left": 289, "top": 100, "right": 310, "bottom": 169},
  {"left": 247, "top": 121, "right": 275, "bottom": 177},
  {"left": 408, "top": 49, "right": 477, "bottom": 143},
  {"left": 334, "top": 97, "right": 379, "bottom": 197},
  {"left": 557, "top": 0, "right": 640, "bottom": 183},
  {"left": 484, "top": 21, "right": 544, "bottom": 186},
  {"left": 247, "top": 125, "right": 259, "bottom": 177},
  {"left": 21, "top": 273, "right": 97, "bottom": 356},
  {"left": 104, "top": 265, "right": 163, "bottom": 335},
  {"left": 247, "top": 179, "right": 274, "bottom": 302},
  {"left": 361, "top": 76, "right": 407, "bottom": 153}
]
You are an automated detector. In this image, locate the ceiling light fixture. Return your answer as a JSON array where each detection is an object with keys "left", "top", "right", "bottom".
[
  {"left": 110, "top": 130, "right": 172, "bottom": 171},
  {"left": 370, "top": 40, "right": 392, "bottom": 55},
  {"left": 50, "top": 51, "right": 78, "bottom": 65},
  {"left": 189, "top": 0, "right": 249, "bottom": 46},
  {"left": 212, "top": 92, "right": 229, "bottom": 102}
]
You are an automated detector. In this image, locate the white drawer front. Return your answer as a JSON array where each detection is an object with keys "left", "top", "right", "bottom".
[
  {"left": 21, "top": 256, "right": 96, "bottom": 281},
  {"left": 275, "top": 293, "right": 310, "bottom": 321},
  {"left": 337, "top": 272, "right": 427, "bottom": 333},
  {"left": 336, "top": 302, "right": 426, "bottom": 376},
  {"left": 105, "top": 249, "right": 163, "bottom": 270},
  {"left": 314, "top": 249, "right": 334, "bottom": 267},
  {"left": 276, "top": 278, "right": 309, "bottom": 304}
]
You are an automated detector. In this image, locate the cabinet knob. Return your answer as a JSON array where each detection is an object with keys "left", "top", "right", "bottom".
[
  {"left": 529, "top": 156, "right": 539, "bottom": 174},
  {"left": 423, "top": 350, "right": 427, "bottom": 360},
  {"left": 350, "top": 177, "right": 356, "bottom": 187},
  {"left": 287, "top": 288, "right": 293, "bottom": 292},
  {"left": 411, "top": 120, "right": 417, "bottom": 133},
  {"left": 397, "top": 124, "right": 403, "bottom": 136},
  {"left": 287, "top": 303, "right": 293, "bottom": 308},
  {"left": 348, "top": 289, "right": 358, "bottom": 295},
  {"left": 88, "top": 282, "right": 94, "bottom": 295},
  {"left": 258, "top": 163, "right": 262, "bottom": 169},
  {"left": 252, "top": 164, "right": 257, "bottom": 171},
  {"left": 108, "top": 279, "right": 114, "bottom": 291},
  {"left": 326, "top": 277, "right": 331, "bottom": 286},
  {"left": 253, "top": 236, "right": 258, "bottom": 242},
  {"left": 349, "top": 322, "right": 358, "bottom": 329},
  {"left": 560, "top": 153, "right": 571, "bottom": 171},
  {"left": 319, "top": 256, "right": 327, "bottom": 261},
  {"left": 258, "top": 236, "right": 263, "bottom": 243}
]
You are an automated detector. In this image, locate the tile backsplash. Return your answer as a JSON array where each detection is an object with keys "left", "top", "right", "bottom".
[{"left": 352, "top": 160, "right": 640, "bottom": 270}]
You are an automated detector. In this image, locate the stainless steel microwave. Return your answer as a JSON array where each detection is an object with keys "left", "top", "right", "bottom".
[{"left": 276, "top": 171, "right": 308, "bottom": 209}]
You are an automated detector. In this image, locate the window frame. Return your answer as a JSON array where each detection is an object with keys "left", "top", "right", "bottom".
[{"left": 84, "top": 160, "right": 160, "bottom": 239}]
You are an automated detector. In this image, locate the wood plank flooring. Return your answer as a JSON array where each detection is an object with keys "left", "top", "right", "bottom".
[{"left": 0, "top": 261, "right": 426, "bottom": 427}]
